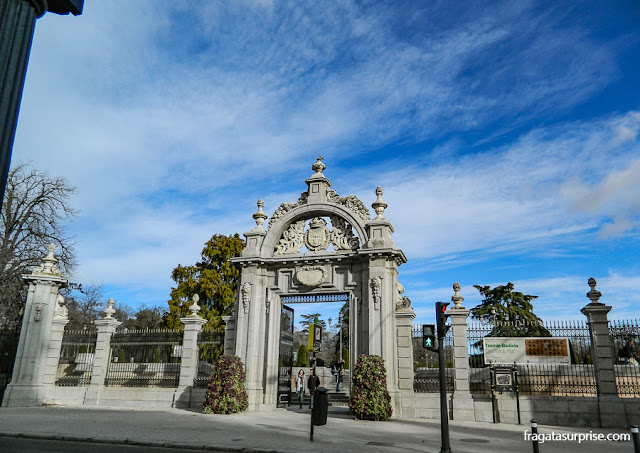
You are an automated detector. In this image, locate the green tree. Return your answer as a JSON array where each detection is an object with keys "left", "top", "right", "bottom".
[
  {"left": 1, "top": 163, "right": 76, "bottom": 324},
  {"left": 295, "top": 344, "right": 308, "bottom": 367},
  {"left": 470, "top": 283, "right": 550, "bottom": 337},
  {"left": 298, "top": 313, "right": 326, "bottom": 333},
  {"left": 163, "top": 234, "right": 244, "bottom": 331}
]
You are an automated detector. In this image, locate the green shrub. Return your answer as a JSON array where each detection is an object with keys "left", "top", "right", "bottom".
[
  {"left": 349, "top": 354, "right": 392, "bottom": 421},
  {"left": 78, "top": 345, "right": 88, "bottom": 354},
  {"left": 202, "top": 355, "right": 248, "bottom": 414},
  {"left": 296, "top": 344, "right": 308, "bottom": 367}
]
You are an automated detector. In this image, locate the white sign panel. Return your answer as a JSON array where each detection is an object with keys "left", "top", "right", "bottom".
[{"left": 483, "top": 337, "right": 570, "bottom": 364}]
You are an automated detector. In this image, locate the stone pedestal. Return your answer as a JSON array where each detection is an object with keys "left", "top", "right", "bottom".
[
  {"left": 581, "top": 278, "right": 626, "bottom": 428},
  {"left": 395, "top": 302, "right": 416, "bottom": 417},
  {"left": 178, "top": 314, "right": 207, "bottom": 387},
  {"left": 2, "top": 246, "right": 67, "bottom": 407},
  {"left": 84, "top": 312, "right": 121, "bottom": 406},
  {"left": 449, "top": 307, "right": 474, "bottom": 421}
]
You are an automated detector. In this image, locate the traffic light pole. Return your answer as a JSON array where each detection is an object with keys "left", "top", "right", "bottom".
[
  {"left": 438, "top": 329, "right": 452, "bottom": 453},
  {"left": 435, "top": 301, "right": 452, "bottom": 453}
]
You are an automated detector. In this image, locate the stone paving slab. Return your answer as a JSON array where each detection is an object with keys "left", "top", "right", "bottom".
[{"left": 0, "top": 406, "right": 634, "bottom": 453}]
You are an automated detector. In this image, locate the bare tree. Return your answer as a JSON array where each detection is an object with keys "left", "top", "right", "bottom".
[{"left": 0, "top": 163, "right": 77, "bottom": 323}]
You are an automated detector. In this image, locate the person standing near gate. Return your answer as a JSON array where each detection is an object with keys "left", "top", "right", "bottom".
[
  {"left": 308, "top": 369, "right": 320, "bottom": 409},
  {"left": 335, "top": 359, "right": 345, "bottom": 392},
  {"left": 296, "top": 369, "right": 306, "bottom": 409}
]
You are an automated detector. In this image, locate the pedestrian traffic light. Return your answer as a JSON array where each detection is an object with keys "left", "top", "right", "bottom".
[
  {"left": 436, "top": 301, "right": 450, "bottom": 338},
  {"left": 423, "top": 324, "right": 437, "bottom": 351}
]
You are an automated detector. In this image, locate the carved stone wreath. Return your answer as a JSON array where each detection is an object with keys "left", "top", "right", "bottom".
[
  {"left": 274, "top": 220, "right": 305, "bottom": 256},
  {"left": 330, "top": 216, "right": 359, "bottom": 251},
  {"left": 295, "top": 265, "right": 327, "bottom": 287}
]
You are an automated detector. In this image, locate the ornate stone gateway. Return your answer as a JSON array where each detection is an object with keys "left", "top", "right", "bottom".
[{"left": 224, "top": 158, "right": 410, "bottom": 412}]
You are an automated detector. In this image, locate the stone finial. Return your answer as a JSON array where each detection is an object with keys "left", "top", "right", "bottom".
[
  {"left": 103, "top": 298, "right": 116, "bottom": 319},
  {"left": 312, "top": 156, "right": 326, "bottom": 175},
  {"left": 586, "top": 277, "right": 603, "bottom": 305},
  {"left": 33, "top": 243, "right": 61, "bottom": 276},
  {"left": 371, "top": 186, "right": 388, "bottom": 219},
  {"left": 189, "top": 294, "right": 201, "bottom": 316},
  {"left": 252, "top": 199, "right": 268, "bottom": 230},
  {"left": 451, "top": 282, "right": 464, "bottom": 308}
]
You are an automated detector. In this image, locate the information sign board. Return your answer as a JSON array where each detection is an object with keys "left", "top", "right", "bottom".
[{"left": 483, "top": 337, "right": 570, "bottom": 364}]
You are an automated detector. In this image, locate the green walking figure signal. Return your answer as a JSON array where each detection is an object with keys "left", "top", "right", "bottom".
[{"left": 422, "top": 324, "right": 437, "bottom": 351}]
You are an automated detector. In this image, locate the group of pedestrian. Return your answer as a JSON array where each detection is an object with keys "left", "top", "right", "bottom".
[
  {"left": 294, "top": 359, "right": 346, "bottom": 409},
  {"left": 295, "top": 369, "right": 320, "bottom": 409}
]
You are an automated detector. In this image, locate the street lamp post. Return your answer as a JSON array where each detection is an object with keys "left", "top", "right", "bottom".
[{"left": 0, "top": 0, "right": 84, "bottom": 209}]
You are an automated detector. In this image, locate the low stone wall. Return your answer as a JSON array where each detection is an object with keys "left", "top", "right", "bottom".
[{"left": 401, "top": 392, "right": 640, "bottom": 428}]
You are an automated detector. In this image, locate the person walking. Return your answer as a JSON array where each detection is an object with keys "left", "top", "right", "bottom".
[
  {"left": 335, "top": 359, "right": 345, "bottom": 392},
  {"left": 307, "top": 368, "right": 321, "bottom": 409},
  {"left": 295, "top": 369, "right": 306, "bottom": 409}
]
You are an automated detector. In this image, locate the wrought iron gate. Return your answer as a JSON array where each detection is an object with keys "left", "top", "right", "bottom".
[
  {"left": 0, "top": 322, "right": 21, "bottom": 405},
  {"left": 277, "top": 304, "right": 294, "bottom": 407}
]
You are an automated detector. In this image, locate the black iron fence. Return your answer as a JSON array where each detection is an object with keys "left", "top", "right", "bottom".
[
  {"left": 610, "top": 319, "right": 640, "bottom": 397},
  {"left": 55, "top": 329, "right": 98, "bottom": 387},
  {"left": 412, "top": 324, "right": 454, "bottom": 393},
  {"left": 467, "top": 319, "right": 596, "bottom": 396},
  {"left": 105, "top": 329, "right": 182, "bottom": 388},
  {"left": 0, "top": 322, "right": 21, "bottom": 404},
  {"left": 193, "top": 329, "right": 225, "bottom": 388}
]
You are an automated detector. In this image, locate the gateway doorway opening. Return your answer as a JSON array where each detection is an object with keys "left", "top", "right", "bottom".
[{"left": 277, "top": 294, "right": 350, "bottom": 410}]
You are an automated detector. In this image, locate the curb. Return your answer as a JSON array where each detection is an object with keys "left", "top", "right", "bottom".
[{"left": 0, "top": 432, "right": 281, "bottom": 452}]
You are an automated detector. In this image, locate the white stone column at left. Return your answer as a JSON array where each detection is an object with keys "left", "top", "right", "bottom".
[
  {"left": 84, "top": 299, "right": 121, "bottom": 406},
  {"left": 448, "top": 283, "right": 475, "bottom": 422},
  {"left": 2, "top": 244, "right": 68, "bottom": 407}
]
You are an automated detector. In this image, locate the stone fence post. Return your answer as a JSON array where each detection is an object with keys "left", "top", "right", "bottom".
[
  {"left": 581, "top": 278, "right": 626, "bottom": 428},
  {"left": 84, "top": 299, "right": 121, "bottom": 406},
  {"left": 448, "top": 283, "right": 474, "bottom": 421},
  {"left": 2, "top": 244, "right": 67, "bottom": 407},
  {"left": 395, "top": 290, "right": 416, "bottom": 417},
  {"left": 179, "top": 295, "right": 207, "bottom": 388}
]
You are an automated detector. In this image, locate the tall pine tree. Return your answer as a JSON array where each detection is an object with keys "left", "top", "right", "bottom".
[{"left": 471, "top": 282, "right": 550, "bottom": 337}]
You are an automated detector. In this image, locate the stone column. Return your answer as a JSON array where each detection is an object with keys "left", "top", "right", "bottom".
[
  {"left": 2, "top": 244, "right": 67, "bottom": 407},
  {"left": 581, "top": 278, "right": 626, "bottom": 428},
  {"left": 178, "top": 295, "right": 207, "bottom": 388},
  {"left": 42, "top": 316, "right": 69, "bottom": 388},
  {"left": 448, "top": 283, "right": 474, "bottom": 421},
  {"left": 395, "top": 292, "right": 415, "bottom": 417},
  {"left": 174, "top": 296, "right": 207, "bottom": 408},
  {"left": 221, "top": 314, "right": 236, "bottom": 356},
  {"left": 84, "top": 299, "right": 121, "bottom": 406}
]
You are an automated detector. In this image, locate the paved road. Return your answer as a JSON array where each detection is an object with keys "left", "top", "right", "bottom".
[{"left": 0, "top": 406, "right": 635, "bottom": 452}]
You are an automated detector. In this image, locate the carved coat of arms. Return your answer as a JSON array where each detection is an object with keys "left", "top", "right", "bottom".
[{"left": 304, "top": 218, "right": 330, "bottom": 251}]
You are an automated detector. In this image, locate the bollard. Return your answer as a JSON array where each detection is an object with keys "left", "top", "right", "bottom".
[
  {"left": 632, "top": 425, "right": 640, "bottom": 453},
  {"left": 530, "top": 419, "right": 539, "bottom": 453}
]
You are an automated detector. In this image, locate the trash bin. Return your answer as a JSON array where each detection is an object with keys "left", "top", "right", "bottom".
[{"left": 312, "top": 387, "right": 328, "bottom": 426}]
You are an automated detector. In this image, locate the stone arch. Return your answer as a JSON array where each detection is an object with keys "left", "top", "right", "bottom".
[
  {"left": 260, "top": 203, "right": 368, "bottom": 258},
  {"left": 226, "top": 158, "right": 411, "bottom": 414}
]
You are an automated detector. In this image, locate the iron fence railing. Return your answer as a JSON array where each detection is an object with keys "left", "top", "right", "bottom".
[
  {"left": 412, "top": 324, "right": 454, "bottom": 393},
  {"left": 193, "top": 329, "right": 225, "bottom": 388},
  {"left": 610, "top": 319, "right": 640, "bottom": 397},
  {"left": 0, "top": 322, "right": 22, "bottom": 403},
  {"left": 467, "top": 319, "right": 596, "bottom": 396},
  {"left": 105, "top": 329, "right": 182, "bottom": 388},
  {"left": 55, "top": 329, "right": 98, "bottom": 387}
]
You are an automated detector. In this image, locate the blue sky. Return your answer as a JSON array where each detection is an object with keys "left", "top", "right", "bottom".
[{"left": 11, "top": 1, "right": 640, "bottom": 326}]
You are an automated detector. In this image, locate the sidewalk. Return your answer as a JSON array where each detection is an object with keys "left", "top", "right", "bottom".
[{"left": 0, "top": 405, "right": 634, "bottom": 453}]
